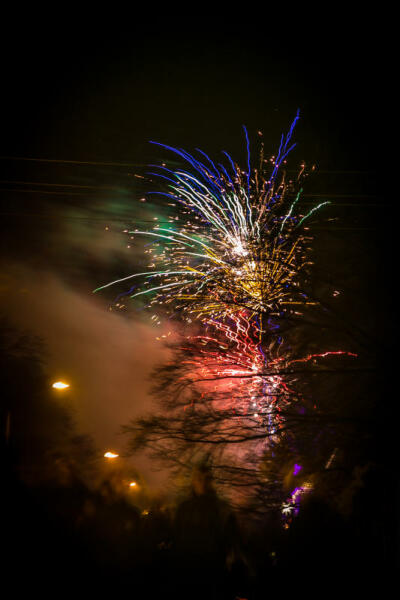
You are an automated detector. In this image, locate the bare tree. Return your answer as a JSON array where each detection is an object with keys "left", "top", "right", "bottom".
[{"left": 123, "top": 317, "right": 374, "bottom": 518}]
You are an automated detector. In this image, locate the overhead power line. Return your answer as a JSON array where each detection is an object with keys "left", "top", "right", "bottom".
[
  {"left": 0, "top": 156, "right": 143, "bottom": 167},
  {"left": 0, "top": 181, "right": 382, "bottom": 203},
  {"left": 0, "top": 156, "right": 375, "bottom": 174},
  {"left": 0, "top": 212, "right": 378, "bottom": 231}
]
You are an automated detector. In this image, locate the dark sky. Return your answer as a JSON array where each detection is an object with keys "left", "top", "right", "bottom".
[
  {"left": 1, "top": 17, "right": 385, "bottom": 167},
  {"left": 0, "top": 18, "right": 390, "bottom": 486}
]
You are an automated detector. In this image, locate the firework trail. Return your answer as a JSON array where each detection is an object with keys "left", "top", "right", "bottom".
[
  {"left": 170, "top": 313, "right": 357, "bottom": 437},
  {"left": 95, "top": 111, "right": 329, "bottom": 323}
]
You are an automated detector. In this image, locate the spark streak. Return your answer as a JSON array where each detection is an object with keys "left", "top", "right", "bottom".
[{"left": 96, "top": 114, "right": 330, "bottom": 323}]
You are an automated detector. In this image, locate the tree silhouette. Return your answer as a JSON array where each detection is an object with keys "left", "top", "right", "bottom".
[
  {"left": 0, "top": 318, "right": 97, "bottom": 484},
  {"left": 123, "top": 310, "right": 375, "bottom": 518}
]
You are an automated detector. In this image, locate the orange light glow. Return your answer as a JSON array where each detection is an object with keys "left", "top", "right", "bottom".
[
  {"left": 104, "top": 451, "right": 119, "bottom": 459},
  {"left": 52, "top": 381, "right": 70, "bottom": 390}
]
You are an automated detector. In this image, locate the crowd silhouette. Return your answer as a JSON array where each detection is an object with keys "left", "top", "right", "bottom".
[
  {"left": 4, "top": 449, "right": 393, "bottom": 598},
  {"left": 4, "top": 454, "right": 252, "bottom": 597}
]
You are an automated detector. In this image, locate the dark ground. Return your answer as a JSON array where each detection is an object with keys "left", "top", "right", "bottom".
[{"left": 2, "top": 452, "right": 396, "bottom": 598}]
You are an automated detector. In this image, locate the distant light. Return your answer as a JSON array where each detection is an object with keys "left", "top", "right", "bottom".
[
  {"left": 104, "top": 451, "right": 119, "bottom": 459},
  {"left": 129, "top": 481, "right": 137, "bottom": 488},
  {"left": 293, "top": 463, "right": 302, "bottom": 476},
  {"left": 52, "top": 381, "right": 70, "bottom": 390}
]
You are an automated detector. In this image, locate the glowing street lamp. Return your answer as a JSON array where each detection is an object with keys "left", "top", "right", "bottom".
[
  {"left": 52, "top": 381, "right": 70, "bottom": 390},
  {"left": 129, "top": 481, "right": 137, "bottom": 488},
  {"left": 104, "top": 451, "right": 119, "bottom": 459}
]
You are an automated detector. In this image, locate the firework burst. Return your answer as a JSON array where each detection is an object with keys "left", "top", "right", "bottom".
[{"left": 95, "top": 112, "right": 329, "bottom": 323}]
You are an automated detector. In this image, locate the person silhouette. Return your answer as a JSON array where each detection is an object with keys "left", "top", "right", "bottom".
[{"left": 172, "top": 462, "right": 245, "bottom": 599}]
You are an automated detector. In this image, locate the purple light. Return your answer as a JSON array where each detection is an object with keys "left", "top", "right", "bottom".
[
  {"left": 293, "top": 463, "right": 302, "bottom": 476},
  {"left": 282, "top": 481, "right": 313, "bottom": 526}
]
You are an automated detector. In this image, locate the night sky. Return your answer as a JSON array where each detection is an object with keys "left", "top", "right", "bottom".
[{"left": 0, "top": 19, "right": 390, "bottom": 488}]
